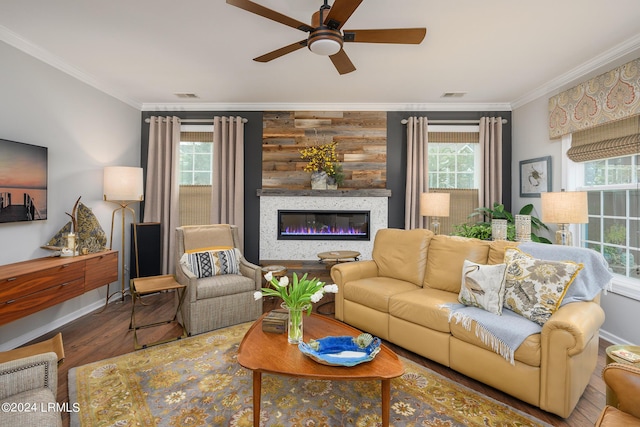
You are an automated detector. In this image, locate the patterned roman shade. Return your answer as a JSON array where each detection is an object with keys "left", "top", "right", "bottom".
[{"left": 548, "top": 57, "right": 640, "bottom": 139}]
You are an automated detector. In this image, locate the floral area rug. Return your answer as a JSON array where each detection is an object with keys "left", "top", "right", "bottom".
[{"left": 69, "top": 322, "right": 551, "bottom": 427}]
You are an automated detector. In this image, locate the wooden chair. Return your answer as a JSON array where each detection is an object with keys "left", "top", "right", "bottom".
[
  {"left": 595, "top": 363, "right": 640, "bottom": 426},
  {"left": 175, "top": 224, "right": 262, "bottom": 335}
]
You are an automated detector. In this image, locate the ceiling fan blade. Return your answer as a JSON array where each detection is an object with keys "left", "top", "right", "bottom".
[
  {"left": 343, "top": 28, "right": 427, "bottom": 44},
  {"left": 254, "top": 40, "right": 308, "bottom": 62},
  {"left": 226, "top": 0, "right": 313, "bottom": 32},
  {"left": 329, "top": 49, "right": 356, "bottom": 75},
  {"left": 324, "top": 0, "right": 363, "bottom": 30}
]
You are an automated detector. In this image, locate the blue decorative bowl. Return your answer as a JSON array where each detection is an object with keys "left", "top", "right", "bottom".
[{"left": 298, "top": 334, "right": 381, "bottom": 367}]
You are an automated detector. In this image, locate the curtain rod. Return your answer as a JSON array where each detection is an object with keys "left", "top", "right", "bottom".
[
  {"left": 144, "top": 118, "right": 248, "bottom": 124},
  {"left": 400, "top": 118, "right": 508, "bottom": 125}
]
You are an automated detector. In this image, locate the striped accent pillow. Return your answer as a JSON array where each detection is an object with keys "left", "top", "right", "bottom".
[{"left": 180, "top": 248, "right": 241, "bottom": 278}]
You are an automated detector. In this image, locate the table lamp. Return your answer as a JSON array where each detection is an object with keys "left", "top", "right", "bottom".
[
  {"left": 541, "top": 191, "right": 588, "bottom": 246},
  {"left": 103, "top": 166, "right": 144, "bottom": 303},
  {"left": 420, "top": 192, "right": 450, "bottom": 235}
]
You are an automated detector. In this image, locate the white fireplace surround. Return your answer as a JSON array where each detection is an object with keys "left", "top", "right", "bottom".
[{"left": 259, "top": 191, "right": 390, "bottom": 261}]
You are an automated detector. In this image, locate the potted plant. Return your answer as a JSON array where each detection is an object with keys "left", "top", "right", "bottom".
[
  {"left": 326, "top": 163, "right": 345, "bottom": 190},
  {"left": 452, "top": 202, "right": 552, "bottom": 243}
]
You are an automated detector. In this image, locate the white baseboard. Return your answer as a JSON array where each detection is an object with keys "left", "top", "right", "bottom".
[{"left": 599, "top": 328, "right": 632, "bottom": 346}]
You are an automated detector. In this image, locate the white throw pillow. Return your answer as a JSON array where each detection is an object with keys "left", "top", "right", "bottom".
[{"left": 458, "top": 260, "right": 507, "bottom": 315}]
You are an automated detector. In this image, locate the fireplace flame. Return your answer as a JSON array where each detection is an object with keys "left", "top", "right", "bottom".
[{"left": 281, "top": 225, "right": 366, "bottom": 236}]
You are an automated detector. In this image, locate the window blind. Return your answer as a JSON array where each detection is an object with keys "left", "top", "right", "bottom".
[
  {"left": 568, "top": 115, "right": 640, "bottom": 162},
  {"left": 427, "top": 132, "right": 479, "bottom": 143},
  {"left": 429, "top": 188, "right": 479, "bottom": 235}
]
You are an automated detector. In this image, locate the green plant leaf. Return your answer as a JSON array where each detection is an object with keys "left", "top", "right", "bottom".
[{"left": 519, "top": 204, "right": 533, "bottom": 215}]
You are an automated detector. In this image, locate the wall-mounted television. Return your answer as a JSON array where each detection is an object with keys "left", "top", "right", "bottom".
[{"left": 0, "top": 138, "right": 48, "bottom": 224}]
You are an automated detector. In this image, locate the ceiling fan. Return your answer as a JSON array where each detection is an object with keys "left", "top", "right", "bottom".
[{"left": 226, "top": 0, "right": 427, "bottom": 75}]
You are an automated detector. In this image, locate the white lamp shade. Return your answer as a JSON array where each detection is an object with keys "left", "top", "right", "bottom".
[
  {"left": 420, "top": 192, "right": 450, "bottom": 217},
  {"left": 541, "top": 191, "right": 588, "bottom": 224},
  {"left": 103, "top": 166, "right": 144, "bottom": 202}
]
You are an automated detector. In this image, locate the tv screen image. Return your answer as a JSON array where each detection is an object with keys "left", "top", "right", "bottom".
[{"left": 0, "top": 138, "right": 48, "bottom": 223}]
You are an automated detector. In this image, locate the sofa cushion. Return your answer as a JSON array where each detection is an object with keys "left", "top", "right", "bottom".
[
  {"left": 458, "top": 260, "right": 507, "bottom": 315},
  {"left": 503, "top": 248, "right": 583, "bottom": 326},
  {"left": 449, "top": 319, "right": 541, "bottom": 367},
  {"left": 343, "top": 277, "right": 420, "bottom": 313},
  {"left": 488, "top": 240, "right": 519, "bottom": 265},
  {"left": 182, "top": 224, "right": 235, "bottom": 251},
  {"left": 424, "top": 235, "right": 491, "bottom": 292},
  {"left": 372, "top": 228, "right": 432, "bottom": 286},
  {"left": 195, "top": 274, "right": 256, "bottom": 299},
  {"left": 389, "top": 288, "right": 459, "bottom": 333}
]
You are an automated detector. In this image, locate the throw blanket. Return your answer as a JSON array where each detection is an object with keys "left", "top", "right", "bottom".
[
  {"left": 446, "top": 304, "right": 541, "bottom": 365},
  {"left": 519, "top": 242, "right": 613, "bottom": 305},
  {"left": 445, "top": 243, "right": 613, "bottom": 365}
]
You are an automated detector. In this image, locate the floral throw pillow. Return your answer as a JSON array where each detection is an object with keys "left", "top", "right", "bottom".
[
  {"left": 503, "top": 248, "right": 583, "bottom": 326},
  {"left": 180, "top": 248, "right": 241, "bottom": 278},
  {"left": 458, "top": 260, "right": 507, "bottom": 315}
]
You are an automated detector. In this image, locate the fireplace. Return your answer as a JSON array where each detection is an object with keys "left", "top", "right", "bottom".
[{"left": 278, "top": 210, "right": 370, "bottom": 241}]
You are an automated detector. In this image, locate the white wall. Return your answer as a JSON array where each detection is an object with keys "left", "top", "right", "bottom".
[
  {"left": 512, "top": 56, "right": 640, "bottom": 346},
  {"left": 0, "top": 41, "right": 140, "bottom": 349}
]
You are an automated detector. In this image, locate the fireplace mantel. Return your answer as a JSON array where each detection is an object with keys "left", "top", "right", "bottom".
[{"left": 257, "top": 189, "right": 391, "bottom": 197}]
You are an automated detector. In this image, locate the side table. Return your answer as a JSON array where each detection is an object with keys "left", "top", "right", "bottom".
[
  {"left": 129, "top": 275, "right": 188, "bottom": 350},
  {"left": 605, "top": 345, "right": 640, "bottom": 406},
  {"left": 317, "top": 250, "right": 361, "bottom": 263}
]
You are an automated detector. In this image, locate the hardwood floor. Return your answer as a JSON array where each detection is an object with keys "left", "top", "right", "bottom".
[{"left": 24, "top": 261, "right": 608, "bottom": 427}]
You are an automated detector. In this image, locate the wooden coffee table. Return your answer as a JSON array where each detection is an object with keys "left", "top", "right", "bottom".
[{"left": 237, "top": 313, "right": 404, "bottom": 426}]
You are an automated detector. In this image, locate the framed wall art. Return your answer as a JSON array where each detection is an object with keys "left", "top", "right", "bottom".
[{"left": 519, "top": 156, "right": 551, "bottom": 198}]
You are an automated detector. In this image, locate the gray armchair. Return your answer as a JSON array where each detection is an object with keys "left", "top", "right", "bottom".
[
  {"left": 0, "top": 333, "right": 64, "bottom": 427},
  {"left": 175, "top": 224, "right": 262, "bottom": 335}
]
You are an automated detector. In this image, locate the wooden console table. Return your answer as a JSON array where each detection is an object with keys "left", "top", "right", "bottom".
[{"left": 0, "top": 250, "right": 118, "bottom": 326}]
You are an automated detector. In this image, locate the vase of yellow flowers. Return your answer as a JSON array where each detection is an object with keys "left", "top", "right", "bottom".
[
  {"left": 255, "top": 271, "right": 338, "bottom": 344},
  {"left": 300, "top": 142, "right": 340, "bottom": 190}
]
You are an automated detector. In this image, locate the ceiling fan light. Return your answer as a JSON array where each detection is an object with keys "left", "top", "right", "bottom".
[{"left": 309, "top": 38, "right": 342, "bottom": 56}]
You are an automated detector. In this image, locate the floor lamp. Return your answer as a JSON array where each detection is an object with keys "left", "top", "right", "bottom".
[
  {"left": 103, "top": 166, "right": 144, "bottom": 304},
  {"left": 420, "top": 192, "right": 450, "bottom": 235}
]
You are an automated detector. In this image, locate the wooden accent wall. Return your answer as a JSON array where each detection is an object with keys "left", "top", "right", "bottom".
[{"left": 262, "top": 111, "right": 387, "bottom": 189}]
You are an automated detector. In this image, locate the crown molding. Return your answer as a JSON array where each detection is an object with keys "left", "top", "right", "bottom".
[
  {"left": 4, "top": 20, "right": 638, "bottom": 114},
  {"left": 140, "top": 102, "right": 513, "bottom": 112},
  {"left": 511, "top": 33, "right": 640, "bottom": 110},
  {"left": 0, "top": 24, "right": 142, "bottom": 110}
]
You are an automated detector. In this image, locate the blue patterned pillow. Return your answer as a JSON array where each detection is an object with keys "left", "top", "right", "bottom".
[{"left": 180, "top": 248, "right": 241, "bottom": 278}]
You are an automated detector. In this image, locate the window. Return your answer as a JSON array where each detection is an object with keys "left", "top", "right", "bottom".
[
  {"left": 179, "top": 128, "right": 213, "bottom": 225},
  {"left": 428, "top": 142, "right": 480, "bottom": 189},
  {"left": 578, "top": 154, "right": 640, "bottom": 289},
  {"left": 179, "top": 141, "right": 213, "bottom": 185},
  {"left": 426, "top": 128, "right": 481, "bottom": 234}
]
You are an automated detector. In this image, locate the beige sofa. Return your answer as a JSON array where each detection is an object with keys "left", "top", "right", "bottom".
[{"left": 331, "top": 228, "right": 607, "bottom": 418}]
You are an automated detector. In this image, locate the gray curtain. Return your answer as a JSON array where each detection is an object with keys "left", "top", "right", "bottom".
[
  {"left": 479, "top": 117, "right": 503, "bottom": 209},
  {"left": 144, "top": 116, "right": 181, "bottom": 275},
  {"left": 405, "top": 117, "right": 429, "bottom": 229},
  {"left": 211, "top": 116, "right": 245, "bottom": 251}
]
